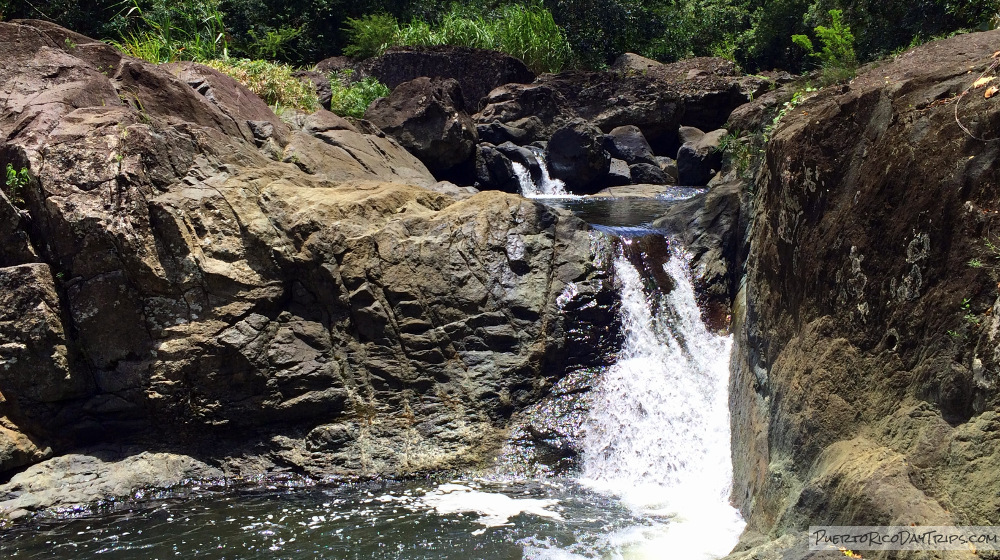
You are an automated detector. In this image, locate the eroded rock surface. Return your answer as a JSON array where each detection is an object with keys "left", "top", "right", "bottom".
[
  {"left": 0, "top": 20, "right": 614, "bottom": 519},
  {"left": 729, "top": 29, "right": 1000, "bottom": 558}
]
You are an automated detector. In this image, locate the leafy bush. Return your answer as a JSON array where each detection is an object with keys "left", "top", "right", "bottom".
[
  {"left": 4, "top": 163, "right": 29, "bottom": 206},
  {"left": 205, "top": 58, "right": 319, "bottom": 111},
  {"left": 329, "top": 72, "right": 390, "bottom": 117},
  {"left": 792, "top": 9, "right": 856, "bottom": 84}
]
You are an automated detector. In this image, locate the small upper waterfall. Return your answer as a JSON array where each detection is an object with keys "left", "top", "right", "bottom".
[
  {"left": 512, "top": 151, "right": 569, "bottom": 197},
  {"left": 574, "top": 240, "right": 745, "bottom": 558}
]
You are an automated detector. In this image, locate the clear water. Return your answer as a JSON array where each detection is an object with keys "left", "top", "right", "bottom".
[
  {"left": 0, "top": 194, "right": 744, "bottom": 559},
  {"left": 0, "top": 479, "right": 652, "bottom": 559}
]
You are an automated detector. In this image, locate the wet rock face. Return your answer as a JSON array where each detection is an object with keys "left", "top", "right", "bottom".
[
  {"left": 545, "top": 119, "right": 611, "bottom": 194},
  {"left": 364, "top": 77, "right": 478, "bottom": 174},
  {"left": 730, "top": 28, "right": 1000, "bottom": 548},
  {"left": 0, "top": 20, "right": 615, "bottom": 489},
  {"left": 676, "top": 126, "right": 726, "bottom": 186}
]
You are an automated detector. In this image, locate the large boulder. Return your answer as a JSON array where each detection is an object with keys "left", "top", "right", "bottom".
[
  {"left": 730, "top": 28, "right": 1000, "bottom": 557},
  {"left": 0, "top": 20, "right": 616, "bottom": 501},
  {"left": 604, "top": 125, "right": 657, "bottom": 165},
  {"left": 474, "top": 144, "right": 519, "bottom": 193},
  {"left": 360, "top": 46, "right": 535, "bottom": 112},
  {"left": 677, "top": 126, "right": 726, "bottom": 186},
  {"left": 365, "top": 77, "right": 478, "bottom": 174},
  {"left": 545, "top": 119, "right": 611, "bottom": 194}
]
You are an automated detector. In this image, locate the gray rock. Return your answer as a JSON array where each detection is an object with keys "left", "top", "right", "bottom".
[
  {"left": 655, "top": 156, "right": 679, "bottom": 184},
  {"left": 0, "top": 451, "right": 223, "bottom": 520},
  {"left": 545, "top": 119, "right": 611, "bottom": 194},
  {"left": 477, "top": 121, "right": 529, "bottom": 145},
  {"left": 677, "top": 126, "right": 726, "bottom": 186},
  {"left": 607, "top": 158, "right": 632, "bottom": 186},
  {"left": 475, "top": 144, "right": 519, "bottom": 193},
  {"left": 364, "top": 77, "right": 478, "bottom": 173},
  {"left": 495, "top": 141, "right": 542, "bottom": 180},
  {"left": 604, "top": 125, "right": 657, "bottom": 165},
  {"left": 629, "top": 162, "right": 669, "bottom": 185}
]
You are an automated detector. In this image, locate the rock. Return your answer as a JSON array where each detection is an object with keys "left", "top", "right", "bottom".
[
  {"left": 726, "top": 83, "right": 799, "bottom": 134},
  {"left": 477, "top": 62, "right": 764, "bottom": 152},
  {"left": 628, "top": 162, "right": 669, "bottom": 185},
  {"left": 0, "top": 20, "right": 615, "bottom": 493},
  {"left": 360, "top": 46, "right": 535, "bottom": 112},
  {"left": 545, "top": 119, "right": 611, "bottom": 194},
  {"left": 0, "top": 188, "right": 37, "bottom": 268},
  {"left": 731, "top": 27, "right": 1000, "bottom": 551},
  {"left": 475, "top": 145, "right": 519, "bottom": 193},
  {"left": 166, "top": 61, "right": 290, "bottom": 146},
  {"left": 315, "top": 56, "right": 352, "bottom": 74},
  {"left": 0, "top": 422, "right": 50, "bottom": 476},
  {"left": 607, "top": 158, "right": 632, "bottom": 186},
  {"left": 364, "top": 77, "right": 478, "bottom": 174},
  {"left": 293, "top": 69, "right": 333, "bottom": 110},
  {"left": 603, "top": 125, "right": 657, "bottom": 166},
  {"left": 677, "top": 126, "right": 726, "bottom": 186},
  {"left": 476, "top": 121, "right": 530, "bottom": 145},
  {"left": 655, "top": 156, "right": 679, "bottom": 183},
  {"left": 425, "top": 180, "right": 479, "bottom": 199},
  {"left": 495, "top": 141, "right": 542, "bottom": 180},
  {"left": 0, "top": 450, "right": 223, "bottom": 519},
  {"left": 610, "top": 53, "right": 664, "bottom": 75}
]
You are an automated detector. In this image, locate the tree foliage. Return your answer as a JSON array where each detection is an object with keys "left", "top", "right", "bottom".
[{"left": 0, "top": 0, "right": 996, "bottom": 70}]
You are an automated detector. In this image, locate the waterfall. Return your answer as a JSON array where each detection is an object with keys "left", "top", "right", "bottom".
[
  {"left": 577, "top": 242, "right": 745, "bottom": 558},
  {"left": 511, "top": 153, "right": 569, "bottom": 197}
]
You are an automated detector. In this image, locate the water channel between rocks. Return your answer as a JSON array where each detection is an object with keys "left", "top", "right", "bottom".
[{"left": 0, "top": 189, "right": 746, "bottom": 559}]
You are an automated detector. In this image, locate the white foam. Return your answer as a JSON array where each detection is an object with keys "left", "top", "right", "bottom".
[
  {"left": 512, "top": 154, "right": 571, "bottom": 198},
  {"left": 577, "top": 246, "right": 745, "bottom": 558},
  {"left": 419, "top": 483, "right": 562, "bottom": 528}
]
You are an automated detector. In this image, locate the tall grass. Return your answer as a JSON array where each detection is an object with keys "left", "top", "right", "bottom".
[
  {"left": 110, "top": 0, "right": 228, "bottom": 63},
  {"left": 204, "top": 58, "right": 318, "bottom": 112},
  {"left": 343, "top": 4, "right": 573, "bottom": 74}
]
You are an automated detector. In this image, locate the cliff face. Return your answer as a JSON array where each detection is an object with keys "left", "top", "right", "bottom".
[
  {"left": 731, "top": 28, "right": 1000, "bottom": 555},
  {"left": 0, "top": 19, "right": 614, "bottom": 489}
]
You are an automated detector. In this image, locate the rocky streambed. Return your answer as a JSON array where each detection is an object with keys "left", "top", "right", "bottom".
[{"left": 2, "top": 16, "right": 1000, "bottom": 560}]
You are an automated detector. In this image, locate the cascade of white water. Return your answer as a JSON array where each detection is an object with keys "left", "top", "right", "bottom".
[
  {"left": 511, "top": 155, "right": 569, "bottom": 198},
  {"left": 577, "top": 243, "right": 745, "bottom": 559}
]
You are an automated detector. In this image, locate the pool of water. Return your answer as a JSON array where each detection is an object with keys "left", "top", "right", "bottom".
[
  {"left": 0, "top": 478, "right": 661, "bottom": 559},
  {"left": 538, "top": 189, "right": 705, "bottom": 232}
]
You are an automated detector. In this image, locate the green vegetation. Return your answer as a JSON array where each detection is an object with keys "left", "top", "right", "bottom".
[
  {"left": 792, "top": 9, "right": 856, "bottom": 84},
  {"left": 4, "top": 164, "right": 29, "bottom": 206},
  {"left": 205, "top": 58, "right": 318, "bottom": 111},
  {"left": 343, "top": 4, "right": 572, "bottom": 73},
  {"left": 329, "top": 72, "right": 391, "bottom": 118},
  {"left": 110, "top": 0, "right": 229, "bottom": 63},
  {"left": 1, "top": 0, "right": 996, "bottom": 72}
]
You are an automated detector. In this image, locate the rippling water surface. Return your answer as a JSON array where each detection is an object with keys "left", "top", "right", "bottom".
[{"left": 1, "top": 478, "right": 650, "bottom": 559}]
